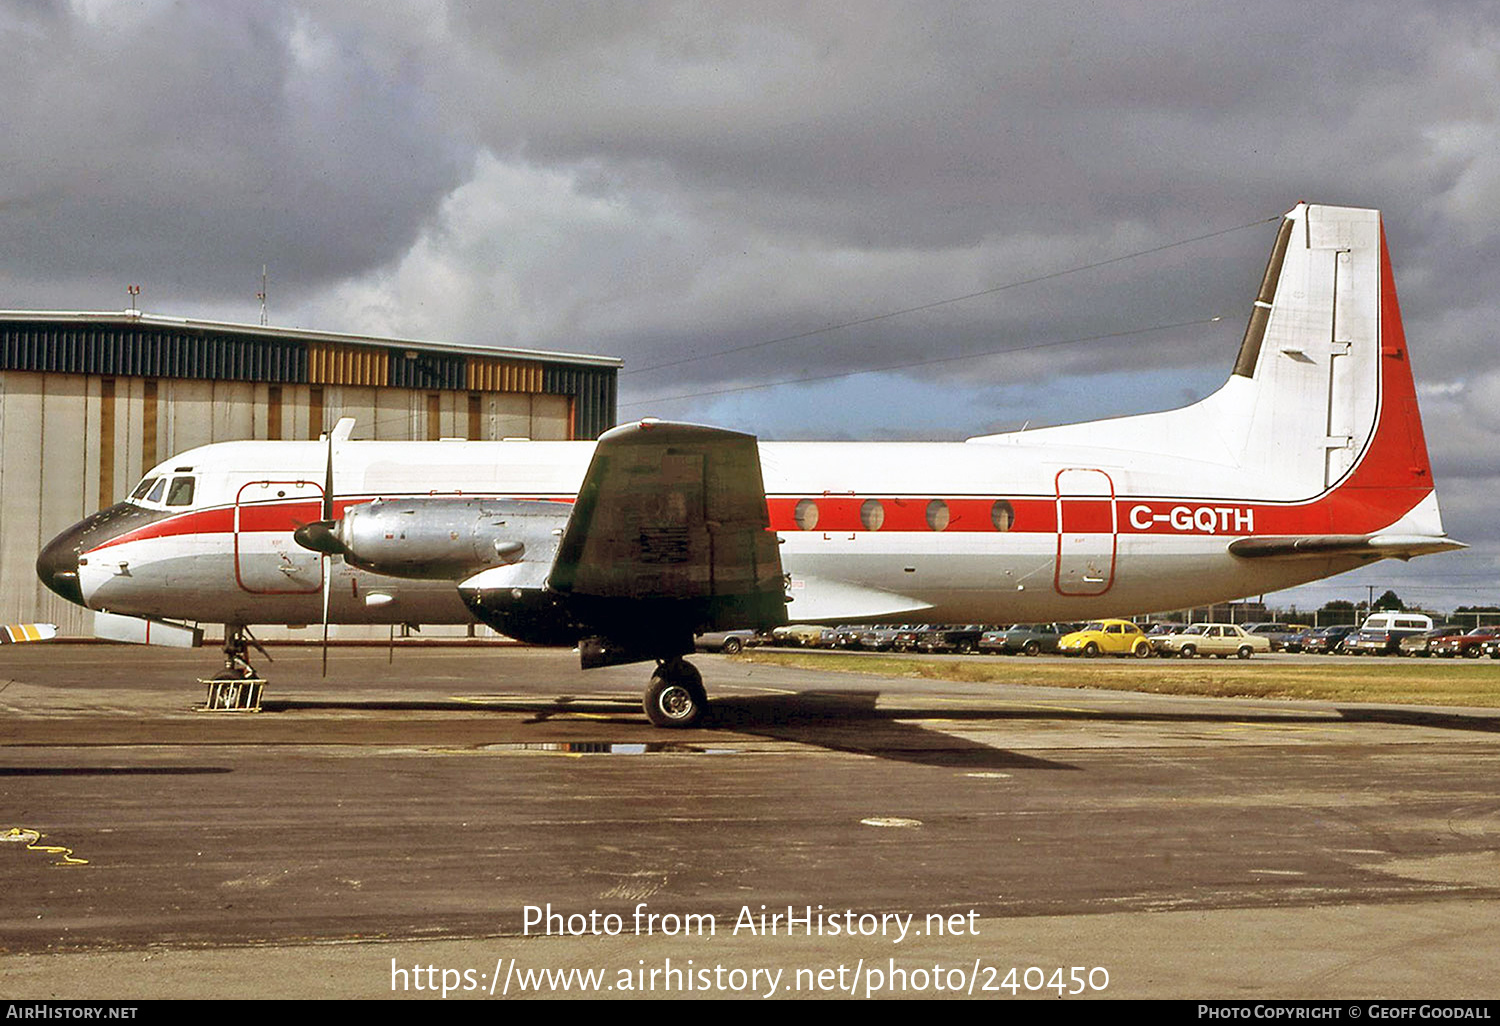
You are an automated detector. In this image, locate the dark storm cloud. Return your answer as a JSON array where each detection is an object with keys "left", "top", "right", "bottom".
[
  {"left": 376, "top": 1, "right": 1498, "bottom": 403},
  {"left": 0, "top": 1, "right": 471, "bottom": 308},
  {"left": 6, "top": 3, "right": 1494, "bottom": 391},
  {"left": 447, "top": 2, "right": 1467, "bottom": 238}
]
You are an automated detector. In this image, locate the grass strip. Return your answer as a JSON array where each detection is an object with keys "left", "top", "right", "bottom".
[{"left": 740, "top": 651, "right": 1500, "bottom": 707}]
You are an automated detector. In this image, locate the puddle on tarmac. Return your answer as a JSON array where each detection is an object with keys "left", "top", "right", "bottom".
[{"left": 479, "top": 742, "right": 740, "bottom": 755}]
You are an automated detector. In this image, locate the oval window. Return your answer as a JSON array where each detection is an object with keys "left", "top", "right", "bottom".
[
  {"left": 860, "top": 499, "right": 885, "bottom": 531},
  {"left": 991, "top": 499, "right": 1015, "bottom": 531},
  {"left": 925, "top": 499, "right": 950, "bottom": 531},
  {"left": 794, "top": 498, "right": 820, "bottom": 531}
]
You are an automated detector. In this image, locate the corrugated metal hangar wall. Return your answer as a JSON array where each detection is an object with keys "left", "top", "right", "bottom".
[{"left": 0, "top": 313, "right": 620, "bottom": 636}]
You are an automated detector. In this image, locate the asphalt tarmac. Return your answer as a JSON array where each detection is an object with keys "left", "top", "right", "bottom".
[{"left": 2, "top": 643, "right": 1498, "bottom": 1000}]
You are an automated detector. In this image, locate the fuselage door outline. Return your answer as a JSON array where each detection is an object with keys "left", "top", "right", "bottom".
[
  {"left": 1054, "top": 467, "right": 1117, "bottom": 597},
  {"left": 233, "top": 480, "right": 327, "bottom": 595}
]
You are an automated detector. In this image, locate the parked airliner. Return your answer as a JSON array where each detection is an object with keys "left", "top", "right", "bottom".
[{"left": 38, "top": 203, "right": 1462, "bottom": 726}]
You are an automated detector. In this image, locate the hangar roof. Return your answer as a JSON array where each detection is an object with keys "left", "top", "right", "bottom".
[{"left": 0, "top": 309, "right": 621, "bottom": 368}]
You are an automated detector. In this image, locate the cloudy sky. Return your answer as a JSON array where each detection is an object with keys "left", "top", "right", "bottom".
[{"left": 3, "top": 1, "right": 1496, "bottom": 613}]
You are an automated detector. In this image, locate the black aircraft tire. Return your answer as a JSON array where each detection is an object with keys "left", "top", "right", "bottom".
[{"left": 644, "top": 661, "right": 707, "bottom": 729}]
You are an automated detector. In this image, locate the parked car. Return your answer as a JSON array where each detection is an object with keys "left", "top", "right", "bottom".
[
  {"left": 1397, "top": 626, "right": 1463, "bottom": 657},
  {"left": 1150, "top": 623, "right": 1270, "bottom": 659},
  {"left": 1430, "top": 626, "right": 1500, "bottom": 658},
  {"left": 832, "top": 624, "right": 872, "bottom": 649},
  {"left": 1300, "top": 624, "right": 1358, "bottom": 654},
  {"left": 1058, "top": 620, "right": 1153, "bottom": 658},
  {"left": 1343, "top": 613, "right": 1435, "bottom": 655},
  {"left": 694, "top": 629, "right": 761, "bottom": 654},
  {"left": 890, "top": 625, "right": 931, "bottom": 652},
  {"left": 1277, "top": 625, "right": 1321, "bottom": 653},
  {"left": 859, "top": 623, "right": 925, "bottom": 651},
  {"left": 1241, "top": 622, "right": 1312, "bottom": 652},
  {"left": 916, "top": 624, "right": 989, "bottom": 654},
  {"left": 978, "top": 623, "right": 1082, "bottom": 656},
  {"left": 770, "top": 624, "right": 832, "bottom": 648}
]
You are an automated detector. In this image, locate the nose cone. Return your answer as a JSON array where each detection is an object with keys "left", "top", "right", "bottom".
[
  {"left": 36, "top": 502, "right": 167, "bottom": 609},
  {"left": 36, "top": 527, "right": 85, "bottom": 606}
]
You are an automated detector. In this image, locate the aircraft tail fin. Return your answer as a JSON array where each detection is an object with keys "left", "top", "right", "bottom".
[
  {"left": 1207, "top": 203, "right": 1435, "bottom": 502},
  {"left": 971, "top": 203, "right": 1447, "bottom": 538}
]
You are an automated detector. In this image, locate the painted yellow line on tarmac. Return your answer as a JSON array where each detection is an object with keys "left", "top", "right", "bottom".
[{"left": 2, "top": 826, "right": 88, "bottom": 866}]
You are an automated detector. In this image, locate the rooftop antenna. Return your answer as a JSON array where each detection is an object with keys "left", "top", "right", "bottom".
[
  {"left": 256, "top": 265, "right": 268, "bottom": 326},
  {"left": 126, "top": 284, "right": 140, "bottom": 316}
]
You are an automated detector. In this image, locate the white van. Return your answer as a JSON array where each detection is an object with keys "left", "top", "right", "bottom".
[{"left": 1346, "top": 612, "right": 1434, "bottom": 655}]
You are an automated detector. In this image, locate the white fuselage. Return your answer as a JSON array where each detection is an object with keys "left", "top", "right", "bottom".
[{"left": 72, "top": 430, "right": 1388, "bottom": 629}]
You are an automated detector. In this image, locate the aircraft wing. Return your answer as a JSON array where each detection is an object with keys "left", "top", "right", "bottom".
[
  {"left": 547, "top": 419, "right": 788, "bottom": 666},
  {"left": 1228, "top": 534, "right": 1466, "bottom": 561}
]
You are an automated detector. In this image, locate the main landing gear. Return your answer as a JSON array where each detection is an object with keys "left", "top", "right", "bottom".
[{"left": 643, "top": 657, "right": 708, "bottom": 728}]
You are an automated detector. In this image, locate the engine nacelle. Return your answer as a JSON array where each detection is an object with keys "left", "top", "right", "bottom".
[
  {"left": 457, "top": 576, "right": 582, "bottom": 647},
  {"left": 330, "top": 498, "right": 569, "bottom": 580}
]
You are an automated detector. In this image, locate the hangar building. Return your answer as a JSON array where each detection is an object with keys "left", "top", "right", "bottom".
[{"left": 0, "top": 310, "right": 619, "bottom": 636}]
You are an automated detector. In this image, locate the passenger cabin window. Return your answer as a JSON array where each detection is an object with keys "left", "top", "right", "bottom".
[
  {"left": 991, "top": 500, "right": 1015, "bottom": 531},
  {"left": 793, "top": 499, "right": 819, "bottom": 531},
  {"left": 926, "top": 499, "right": 950, "bottom": 531},
  {"left": 165, "top": 477, "right": 196, "bottom": 507}
]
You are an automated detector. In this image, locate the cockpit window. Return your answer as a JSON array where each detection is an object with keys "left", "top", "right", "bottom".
[
  {"left": 165, "top": 477, "right": 196, "bottom": 507},
  {"left": 146, "top": 478, "right": 167, "bottom": 503},
  {"left": 131, "top": 476, "right": 160, "bottom": 500}
]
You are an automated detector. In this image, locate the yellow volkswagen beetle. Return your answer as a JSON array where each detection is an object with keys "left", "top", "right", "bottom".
[{"left": 1058, "top": 619, "right": 1153, "bottom": 658}]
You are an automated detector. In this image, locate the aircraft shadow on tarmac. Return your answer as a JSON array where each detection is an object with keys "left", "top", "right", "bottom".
[
  {"left": 259, "top": 688, "right": 1500, "bottom": 771},
  {"left": 704, "top": 690, "right": 1078, "bottom": 771},
  {"left": 264, "top": 690, "right": 1074, "bottom": 770},
  {"left": 0, "top": 766, "right": 233, "bottom": 777}
]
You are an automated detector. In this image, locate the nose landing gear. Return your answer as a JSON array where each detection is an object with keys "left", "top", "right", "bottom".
[{"left": 198, "top": 625, "right": 271, "bottom": 712}]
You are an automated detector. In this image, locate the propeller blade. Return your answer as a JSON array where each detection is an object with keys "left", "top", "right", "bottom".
[
  {"left": 317, "top": 420, "right": 350, "bottom": 679},
  {"left": 321, "top": 553, "right": 331, "bottom": 678},
  {"left": 322, "top": 425, "right": 334, "bottom": 522}
]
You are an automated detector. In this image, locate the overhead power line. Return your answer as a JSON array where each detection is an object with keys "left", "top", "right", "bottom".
[
  {"left": 621, "top": 213, "right": 1280, "bottom": 379},
  {"left": 619, "top": 314, "right": 1223, "bottom": 410}
]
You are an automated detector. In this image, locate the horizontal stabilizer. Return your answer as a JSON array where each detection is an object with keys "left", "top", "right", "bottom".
[{"left": 1228, "top": 534, "right": 1466, "bottom": 561}]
